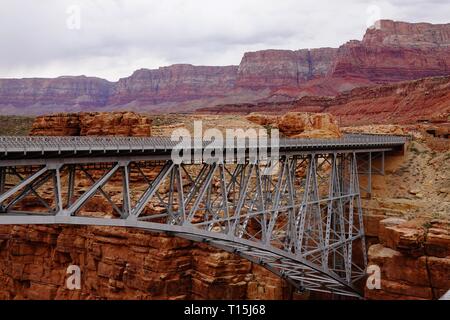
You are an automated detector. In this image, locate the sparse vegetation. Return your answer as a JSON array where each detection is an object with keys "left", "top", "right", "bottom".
[{"left": 0, "top": 116, "right": 35, "bottom": 136}]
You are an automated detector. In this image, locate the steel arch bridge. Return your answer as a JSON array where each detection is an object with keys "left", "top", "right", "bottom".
[{"left": 0, "top": 135, "right": 406, "bottom": 298}]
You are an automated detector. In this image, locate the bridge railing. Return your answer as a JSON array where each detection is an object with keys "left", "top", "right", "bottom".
[{"left": 0, "top": 134, "right": 407, "bottom": 154}]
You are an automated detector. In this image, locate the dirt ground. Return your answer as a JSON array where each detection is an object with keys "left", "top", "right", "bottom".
[{"left": 367, "top": 140, "right": 449, "bottom": 222}]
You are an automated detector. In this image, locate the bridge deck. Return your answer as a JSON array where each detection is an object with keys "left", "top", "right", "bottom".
[
  {"left": 0, "top": 134, "right": 406, "bottom": 164},
  {"left": 0, "top": 134, "right": 408, "bottom": 298}
]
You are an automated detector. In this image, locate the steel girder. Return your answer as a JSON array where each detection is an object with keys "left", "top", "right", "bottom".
[{"left": 0, "top": 152, "right": 369, "bottom": 298}]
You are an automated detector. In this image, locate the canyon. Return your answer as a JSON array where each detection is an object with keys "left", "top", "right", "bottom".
[
  {"left": 0, "top": 112, "right": 448, "bottom": 300},
  {"left": 200, "top": 75, "right": 450, "bottom": 125},
  {"left": 0, "top": 20, "right": 449, "bottom": 115},
  {"left": 0, "top": 18, "right": 449, "bottom": 301},
  {"left": 0, "top": 112, "right": 303, "bottom": 300}
]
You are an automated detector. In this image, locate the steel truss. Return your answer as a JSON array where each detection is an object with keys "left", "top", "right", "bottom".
[{"left": 0, "top": 152, "right": 373, "bottom": 298}]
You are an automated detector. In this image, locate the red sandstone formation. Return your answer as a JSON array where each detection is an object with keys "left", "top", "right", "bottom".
[
  {"left": 364, "top": 219, "right": 450, "bottom": 300},
  {"left": 235, "top": 48, "right": 338, "bottom": 90},
  {"left": 109, "top": 65, "right": 238, "bottom": 105},
  {"left": 332, "top": 20, "right": 450, "bottom": 83},
  {"left": 246, "top": 112, "right": 342, "bottom": 138},
  {"left": 277, "top": 113, "right": 341, "bottom": 138},
  {"left": 0, "top": 20, "right": 449, "bottom": 114},
  {"left": 30, "top": 112, "right": 152, "bottom": 137},
  {"left": 201, "top": 76, "right": 450, "bottom": 126},
  {"left": 30, "top": 113, "right": 81, "bottom": 136},
  {"left": 0, "top": 76, "right": 112, "bottom": 111},
  {"left": 0, "top": 225, "right": 293, "bottom": 300}
]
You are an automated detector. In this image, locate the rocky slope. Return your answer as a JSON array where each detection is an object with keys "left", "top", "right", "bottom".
[
  {"left": 0, "top": 20, "right": 449, "bottom": 114},
  {"left": 361, "top": 138, "right": 450, "bottom": 300},
  {"left": 200, "top": 76, "right": 450, "bottom": 125}
]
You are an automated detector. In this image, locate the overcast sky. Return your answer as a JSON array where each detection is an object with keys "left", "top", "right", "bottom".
[{"left": 0, "top": 0, "right": 448, "bottom": 81}]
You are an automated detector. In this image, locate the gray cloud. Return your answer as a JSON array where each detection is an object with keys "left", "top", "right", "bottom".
[{"left": 0, "top": 0, "right": 448, "bottom": 81}]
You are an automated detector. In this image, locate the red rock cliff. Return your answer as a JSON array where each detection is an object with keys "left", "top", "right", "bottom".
[
  {"left": 235, "top": 48, "right": 338, "bottom": 89},
  {"left": 30, "top": 112, "right": 152, "bottom": 137},
  {"left": 0, "top": 76, "right": 112, "bottom": 109},
  {"left": 109, "top": 64, "right": 239, "bottom": 105},
  {"left": 331, "top": 20, "right": 450, "bottom": 82},
  {"left": 200, "top": 76, "right": 450, "bottom": 126}
]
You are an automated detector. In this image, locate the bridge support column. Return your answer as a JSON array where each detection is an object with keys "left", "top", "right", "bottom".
[
  {"left": 66, "top": 165, "right": 76, "bottom": 207},
  {"left": 121, "top": 163, "right": 132, "bottom": 219},
  {"left": 53, "top": 166, "right": 64, "bottom": 214},
  {"left": 0, "top": 167, "right": 5, "bottom": 212}
]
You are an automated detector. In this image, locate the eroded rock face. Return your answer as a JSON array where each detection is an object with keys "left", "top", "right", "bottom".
[
  {"left": 236, "top": 48, "right": 338, "bottom": 90},
  {"left": 30, "top": 113, "right": 81, "bottom": 136},
  {"left": 78, "top": 112, "right": 152, "bottom": 137},
  {"left": 246, "top": 112, "right": 342, "bottom": 138},
  {"left": 30, "top": 112, "right": 152, "bottom": 137},
  {"left": 0, "top": 76, "right": 112, "bottom": 109},
  {"left": 332, "top": 20, "right": 450, "bottom": 83},
  {"left": 363, "top": 20, "right": 450, "bottom": 48},
  {"left": 365, "top": 219, "right": 450, "bottom": 300},
  {"left": 277, "top": 112, "right": 342, "bottom": 138},
  {"left": 205, "top": 76, "right": 450, "bottom": 126},
  {"left": 109, "top": 65, "right": 239, "bottom": 105},
  {"left": 0, "top": 224, "right": 293, "bottom": 300}
]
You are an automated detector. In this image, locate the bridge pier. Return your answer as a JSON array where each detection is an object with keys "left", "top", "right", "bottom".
[
  {"left": 356, "top": 151, "right": 388, "bottom": 198},
  {"left": 0, "top": 167, "right": 5, "bottom": 212}
]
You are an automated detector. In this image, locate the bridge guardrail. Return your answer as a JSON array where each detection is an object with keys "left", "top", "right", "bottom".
[{"left": 0, "top": 134, "right": 407, "bottom": 155}]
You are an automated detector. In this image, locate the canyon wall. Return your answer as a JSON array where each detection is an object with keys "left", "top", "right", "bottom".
[
  {"left": 331, "top": 20, "right": 450, "bottom": 82},
  {"left": 109, "top": 65, "right": 239, "bottom": 105},
  {"left": 246, "top": 112, "right": 342, "bottom": 138},
  {"left": 0, "top": 225, "right": 294, "bottom": 300},
  {"left": 364, "top": 218, "right": 450, "bottom": 300},
  {"left": 235, "top": 48, "right": 338, "bottom": 89},
  {"left": 363, "top": 200, "right": 450, "bottom": 300},
  {"left": 200, "top": 76, "right": 450, "bottom": 125},
  {"left": 0, "top": 20, "right": 449, "bottom": 114},
  {"left": 0, "top": 76, "right": 112, "bottom": 109}
]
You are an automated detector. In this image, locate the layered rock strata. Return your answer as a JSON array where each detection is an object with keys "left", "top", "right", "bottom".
[
  {"left": 0, "top": 20, "right": 449, "bottom": 114},
  {"left": 246, "top": 112, "right": 342, "bottom": 138},
  {"left": 30, "top": 112, "right": 152, "bottom": 137}
]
